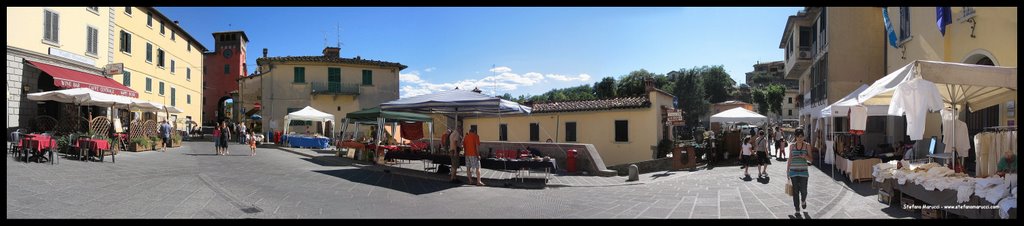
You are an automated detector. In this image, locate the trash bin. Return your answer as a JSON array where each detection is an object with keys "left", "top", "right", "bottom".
[{"left": 566, "top": 149, "right": 578, "bottom": 173}]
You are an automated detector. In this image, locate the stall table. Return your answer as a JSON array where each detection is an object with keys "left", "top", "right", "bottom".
[
  {"left": 284, "top": 135, "right": 331, "bottom": 149},
  {"left": 836, "top": 156, "right": 881, "bottom": 182}
]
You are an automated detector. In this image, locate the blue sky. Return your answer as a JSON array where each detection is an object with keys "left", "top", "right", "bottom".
[{"left": 159, "top": 7, "right": 802, "bottom": 98}]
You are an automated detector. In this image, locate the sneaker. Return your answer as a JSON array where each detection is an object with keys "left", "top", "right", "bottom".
[{"left": 802, "top": 202, "right": 807, "bottom": 209}]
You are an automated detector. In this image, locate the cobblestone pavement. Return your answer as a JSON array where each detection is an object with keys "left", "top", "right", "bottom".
[{"left": 7, "top": 141, "right": 915, "bottom": 219}]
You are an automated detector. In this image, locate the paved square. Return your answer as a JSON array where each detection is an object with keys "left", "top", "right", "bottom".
[{"left": 7, "top": 141, "right": 915, "bottom": 219}]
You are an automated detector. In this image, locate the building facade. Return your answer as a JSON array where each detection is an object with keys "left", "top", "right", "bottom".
[
  {"left": 884, "top": 7, "right": 1017, "bottom": 138},
  {"left": 7, "top": 7, "right": 206, "bottom": 133},
  {"left": 779, "top": 7, "right": 886, "bottom": 143},
  {"left": 744, "top": 60, "right": 799, "bottom": 121},
  {"left": 112, "top": 7, "right": 207, "bottom": 130},
  {"left": 463, "top": 86, "right": 675, "bottom": 167},
  {"left": 203, "top": 31, "right": 248, "bottom": 125},
  {"left": 242, "top": 46, "right": 406, "bottom": 134}
]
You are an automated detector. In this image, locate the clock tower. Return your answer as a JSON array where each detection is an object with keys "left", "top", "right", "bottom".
[{"left": 203, "top": 31, "right": 249, "bottom": 125}]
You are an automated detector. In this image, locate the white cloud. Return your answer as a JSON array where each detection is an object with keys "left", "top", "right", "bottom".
[
  {"left": 399, "top": 66, "right": 592, "bottom": 98},
  {"left": 545, "top": 73, "right": 592, "bottom": 82},
  {"left": 489, "top": 66, "right": 512, "bottom": 73},
  {"left": 399, "top": 71, "right": 425, "bottom": 84},
  {"left": 424, "top": 67, "right": 436, "bottom": 72}
]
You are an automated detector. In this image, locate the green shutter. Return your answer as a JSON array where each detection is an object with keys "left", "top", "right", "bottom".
[
  {"left": 294, "top": 67, "right": 305, "bottom": 83},
  {"left": 145, "top": 77, "right": 151, "bottom": 92},
  {"left": 362, "top": 70, "right": 372, "bottom": 85},
  {"left": 328, "top": 68, "right": 341, "bottom": 91}
]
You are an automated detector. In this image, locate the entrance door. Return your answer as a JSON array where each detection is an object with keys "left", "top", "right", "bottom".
[{"left": 328, "top": 68, "right": 341, "bottom": 92}]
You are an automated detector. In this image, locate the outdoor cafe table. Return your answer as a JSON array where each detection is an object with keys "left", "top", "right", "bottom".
[
  {"left": 19, "top": 135, "right": 56, "bottom": 163},
  {"left": 76, "top": 138, "right": 111, "bottom": 162}
]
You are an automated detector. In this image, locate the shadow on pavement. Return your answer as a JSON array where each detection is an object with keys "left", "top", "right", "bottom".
[
  {"left": 312, "top": 168, "right": 460, "bottom": 195},
  {"left": 299, "top": 156, "right": 361, "bottom": 167},
  {"left": 803, "top": 212, "right": 812, "bottom": 219},
  {"left": 649, "top": 171, "right": 674, "bottom": 180}
]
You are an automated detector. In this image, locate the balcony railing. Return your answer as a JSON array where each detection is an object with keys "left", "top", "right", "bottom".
[{"left": 310, "top": 81, "right": 360, "bottom": 95}]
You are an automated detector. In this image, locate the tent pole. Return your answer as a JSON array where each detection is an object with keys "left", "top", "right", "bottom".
[{"left": 428, "top": 121, "right": 434, "bottom": 154}]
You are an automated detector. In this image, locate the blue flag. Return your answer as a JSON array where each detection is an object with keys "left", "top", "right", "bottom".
[
  {"left": 882, "top": 8, "right": 899, "bottom": 48},
  {"left": 936, "top": 7, "right": 952, "bottom": 36}
]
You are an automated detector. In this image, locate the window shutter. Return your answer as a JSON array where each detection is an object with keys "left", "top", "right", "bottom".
[
  {"left": 52, "top": 13, "right": 59, "bottom": 42},
  {"left": 43, "top": 11, "right": 52, "bottom": 41}
]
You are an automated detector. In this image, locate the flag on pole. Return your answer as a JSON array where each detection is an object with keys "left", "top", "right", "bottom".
[
  {"left": 936, "top": 7, "right": 953, "bottom": 36},
  {"left": 882, "top": 8, "right": 899, "bottom": 48}
]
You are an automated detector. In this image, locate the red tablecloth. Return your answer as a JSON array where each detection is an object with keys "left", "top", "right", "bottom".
[
  {"left": 78, "top": 139, "right": 111, "bottom": 151},
  {"left": 20, "top": 136, "right": 56, "bottom": 153},
  {"left": 367, "top": 145, "right": 400, "bottom": 151}
]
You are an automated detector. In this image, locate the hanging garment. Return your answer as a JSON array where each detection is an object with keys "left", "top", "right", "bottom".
[
  {"left": 975, "top": 134, "right": 989, "bottom": 177},
  {"left": 849, "top": 105, "right": 868, "bottom": 134},
  {"left": 399, "top": 121, "right": 424, "bottom": 141},
  {"left": 889, "top": 78, "right": 945, "bottom": 140},
  {"left": 825, "top": 140, "right": 836, "bottom": 164},
  {"left": 940, "top": 109, "right": 970, "bottom": 156}
]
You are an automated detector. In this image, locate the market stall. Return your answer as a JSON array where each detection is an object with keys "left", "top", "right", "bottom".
[
  {"left": 282, "top": 106, "right": 334, "bottom": 149},
  {"left": 710, "top": 107, "right": 767, "bottom": 159},
  {"left": 818, "top": 84, "right": 892, "bottom": 182},
  {"left": 339, "top": 107, "right": 434, "bottom": 162},
  {"left": 864, "top": 60, "right": 1017, "bottom": 219}
]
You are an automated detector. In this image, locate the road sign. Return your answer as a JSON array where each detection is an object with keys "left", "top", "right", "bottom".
[
  {"left": 667, "top": 109, "right": 683, "bottom": 122},
  {"left": 104, "top": 63, "right": 124, "bottom": 75}
]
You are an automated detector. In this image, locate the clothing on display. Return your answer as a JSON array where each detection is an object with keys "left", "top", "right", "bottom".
[
  {"left": 825, "top": 140, "right": 836, "bottom": 165},
  {"left": 849, "top": 105, "right": 868, "bottom": 134},
  {"left": 399, "top": 121, "right": 424, "bottom": 141},
  {"left": 888, "top": 78, "right": 945, "bottom": 140},
  {"left": 940, "top": 109, "right": 970, "bottom": 156},
  {"left": 974, "top": 130, "right": 1017, "bottom": 178}
]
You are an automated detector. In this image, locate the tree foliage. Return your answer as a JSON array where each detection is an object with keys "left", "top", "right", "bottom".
[
  {"left": 671, "top": 67, "right": 709, "bottom": 127},
  {"left": 701, "top": 65, "right": 736, "bottom": 103},
  {"left": 594, "top": 77, "right": 617, "bottom": 99}
]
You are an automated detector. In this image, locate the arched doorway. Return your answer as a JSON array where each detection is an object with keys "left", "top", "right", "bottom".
[{"left": 216, "top": 96, "right": 233, "bottom": 124}]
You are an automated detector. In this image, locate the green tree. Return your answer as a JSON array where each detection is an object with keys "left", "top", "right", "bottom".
[
  {"left": 500, "top": 93, "right": 514, "bottom": 101},
  {"left": 751, "top": 88, "right": 769, "bottom": 115},
  {"left": 701, "top": 65, "right": 736, "bottom": 103},
  {"left": 764, "top": 84, "right": 786, "bottom": 117},
  {"left": 735, "top": 84, "right": 753, "bottom": 103},
  {"left": 594, "top": 77, "right": 617, "bottom": 99},
  {"left": 672, "top": 67, "right": 709, "bottom": 128},
  {"left": 616, "top": 69, "right": 655, "bottom": 97}
]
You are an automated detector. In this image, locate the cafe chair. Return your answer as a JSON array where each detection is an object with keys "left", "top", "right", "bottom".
[{"left": 10, "top": 129, "right": 26, "bottom": 159}]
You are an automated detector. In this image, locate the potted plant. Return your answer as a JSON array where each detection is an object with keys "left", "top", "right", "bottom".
[
  {"left": 170, "top": 133, "right": 182, "bottom": 147},
  {"left": 149, "top": 136, "right": 162, "bottom": 151},
  {"left": 129, "top": 137, "right": 150, "bottom": 152}
]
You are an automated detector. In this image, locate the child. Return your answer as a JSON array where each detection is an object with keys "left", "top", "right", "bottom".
[{"left": 248, "top": 131, "right": 258, "bottom": 156}]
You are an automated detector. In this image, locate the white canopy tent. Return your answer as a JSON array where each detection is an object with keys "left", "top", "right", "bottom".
[
  {"left": 710, "top": 107, "right": 768, "bottom": 125},
  {"left": 283, "top": 106, "right": 336, "bottom": 136},
  {"left": 857, "top": 60, "right": 1017, "bottom": 170},
  {"left": 820, "top": 84, "right": 890, "bottom": 118}
]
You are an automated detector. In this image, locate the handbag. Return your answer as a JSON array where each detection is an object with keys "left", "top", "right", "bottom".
[{"left": 785, "top": 179, "right": 793, "bottom": 196}]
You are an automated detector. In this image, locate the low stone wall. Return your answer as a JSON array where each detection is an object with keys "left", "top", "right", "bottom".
[{"left": 606, "top": 157, "right": 673, "bottom": 176}]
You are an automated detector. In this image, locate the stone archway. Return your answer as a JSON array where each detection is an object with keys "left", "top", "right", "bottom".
[{"left": 216, "top": 96, "right": 233, "bottom": 124}]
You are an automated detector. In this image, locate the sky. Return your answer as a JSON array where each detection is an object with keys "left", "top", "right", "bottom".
[{"left": 159, "top": 7, "right": 802, "bottom": 98}]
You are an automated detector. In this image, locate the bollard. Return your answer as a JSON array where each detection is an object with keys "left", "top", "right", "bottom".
[{"left": 627, "top": 164, "right": 639, "bottom": 181}]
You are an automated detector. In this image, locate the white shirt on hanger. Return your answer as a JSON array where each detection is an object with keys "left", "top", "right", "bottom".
[
  {"left": 888, "top": 78, "right": 945, "bottom": 140},
  {"left": 850, "top": 105, "right": 868, "bottom": 131},
  {"left": 940, "top": 109, "right": 970, "bottom": 156}
]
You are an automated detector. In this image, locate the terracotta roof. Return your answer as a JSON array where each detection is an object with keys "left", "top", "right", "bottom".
[
  {"left": 256, "top": 56, "right": 407, "bottom": 70},
  {"left": 531, "top": 96, "right": 651, "bottom": 113}
]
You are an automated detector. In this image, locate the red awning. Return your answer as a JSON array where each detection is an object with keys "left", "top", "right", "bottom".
[{"left": 28, "top": 61, "right": 139, "bottom": 98}]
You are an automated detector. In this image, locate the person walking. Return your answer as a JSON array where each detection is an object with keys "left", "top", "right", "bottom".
[
  {"left": 755, "top": 130, "right": 771, "bottom": 178},
  {"left": 213, "top": 124, "right": 222, "bottom": 155},
  {"left": 159, "top": 120, "right": 172, "bottom": 152},
  {"left": 238, "top": 122, "right": 247, "bottom": 144},
  {"left": 775, "top": 127, "right": 787, "bottom": 159},
  {"left": 463, "top": 127, "right": 483, "bottom": 186},
  {"left": 220, "top": 122, "right": 232, "bottom": 155},
  {"left": 788, "top": 129, "right": 812, "bottom": 215},
  {"left": 741, "top": 136, "right": 753, "bottom": 179},
  {"left": 448, "top": 126, "right": 463, "bottom": 183},
  {"left": 249, "top": 131, "right": 258, "bottom": 156}
]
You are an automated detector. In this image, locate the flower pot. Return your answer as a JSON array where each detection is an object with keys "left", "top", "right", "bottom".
[{"left": 130, "top": 143, "right": 149, "bottom": 152}]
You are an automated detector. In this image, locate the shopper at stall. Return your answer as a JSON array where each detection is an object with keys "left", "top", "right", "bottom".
[
  {"left": 441, "top": 129, "right": 452, "bottom": 153},
  {"left": 741, "top": 136, "right": 753, "bottom": 179},
  {"left": 448, "top": 126, "right": 463, "bottom": 183},
  {"left": 775, "top": 127, "right": 786, "bottom": 158},
  {"left": 464, "top": 127, "right": 483, "bottom": 186},
  {"left": 788, "top": 129, "right": 812, "bottom": 215},
  {"left": 998, "top": 150, "right": 1017, "bottom": 175}
]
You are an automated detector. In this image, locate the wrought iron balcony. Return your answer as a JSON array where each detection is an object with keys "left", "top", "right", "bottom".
[{"left": 310, "top": 81, "right": 360, "bottom": 95}]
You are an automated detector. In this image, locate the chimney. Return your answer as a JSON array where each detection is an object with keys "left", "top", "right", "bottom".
[
  {"left": 263, "top": 48, "right": 268, "bottom": 58},
  {"left": 644, "top": 76, "right": 655, "bottom": 93},
  {"left": 322, "top": 47, "right": 340, "bottom": 58}
]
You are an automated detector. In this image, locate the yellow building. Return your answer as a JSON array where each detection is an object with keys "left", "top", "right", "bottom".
[
  {"left": 884, "top": 7, "right": 1017, "bottom": 137},
  {"left": 242, "top": 46, "right": 406, "bottom": 134},
  {"left": 463, "top": 85, "right": 675, "bottom": 167},
  {"left": 779, "top": 7, "right": 887, "bottom": 145},
  {"left": 112, "top": 7, "right": 207, "bottom": 130},
  {"left": 6, "top": 7, "right": 207, "bottom": 133}
]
